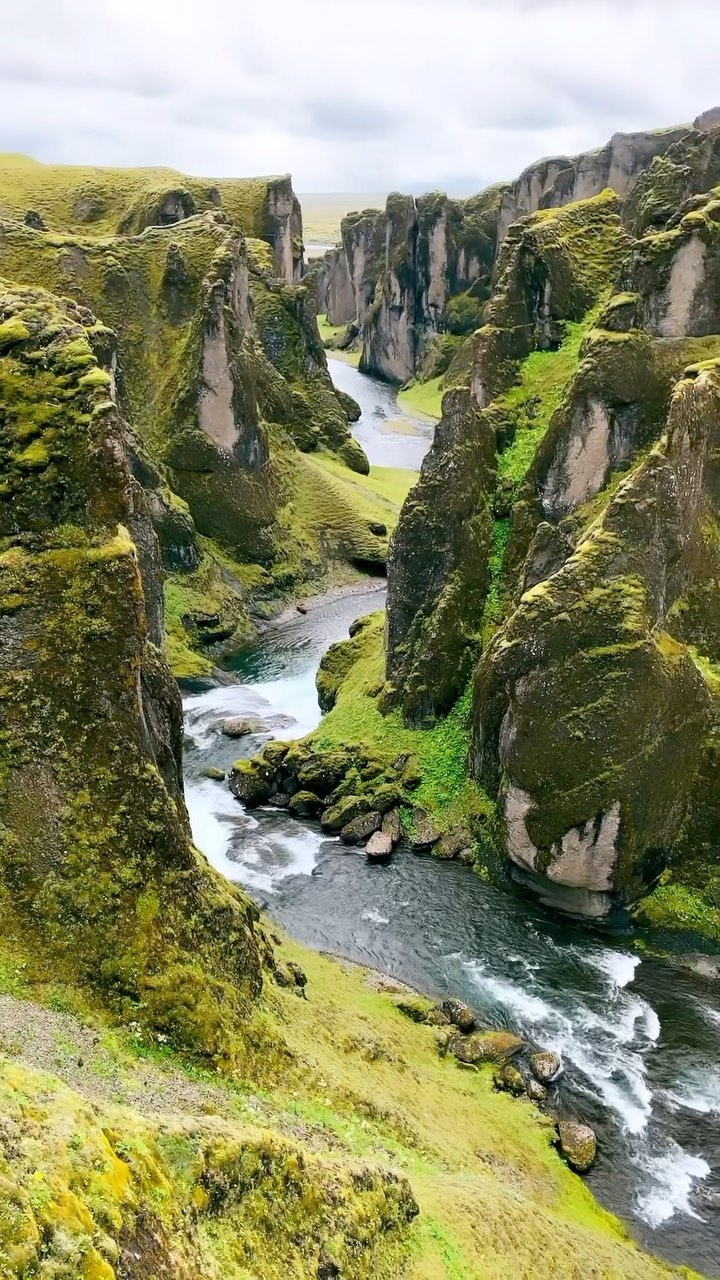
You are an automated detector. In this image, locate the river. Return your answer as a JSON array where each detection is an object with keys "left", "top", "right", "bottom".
[{"left": 183, "top": 358, "right": 720, "bottom": 1276}]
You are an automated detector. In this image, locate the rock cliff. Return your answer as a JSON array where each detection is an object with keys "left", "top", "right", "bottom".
[
  {"left": 316, "top": 122, "right": 691, "bottom": 386},
  {"left": 376, "top": 117, "right": 720, "bottom": 925},
  {"left": 0, "top": 280, "right": 270, "bottom": 1056},
  {"left": 0, "top": 160, "right": 399, "bottom": 678}
]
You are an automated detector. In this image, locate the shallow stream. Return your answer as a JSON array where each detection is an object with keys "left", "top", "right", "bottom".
[{"left": 183, "top": 360, "right": 720, "bottom": 1275}]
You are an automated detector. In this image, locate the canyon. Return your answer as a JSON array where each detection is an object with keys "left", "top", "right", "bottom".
[{"left": 0, "top": 105, "right": 718, "bottom": 1278}]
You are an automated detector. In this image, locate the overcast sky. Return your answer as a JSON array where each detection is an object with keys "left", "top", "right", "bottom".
[{"left": 1, "top": 0, "right": 717, "bottom": 193}]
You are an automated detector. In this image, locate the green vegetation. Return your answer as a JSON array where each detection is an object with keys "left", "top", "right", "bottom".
[
  {"left": 317, "top": 314, "right": 348, "bottom": 344},
  {"left": 496, "top": 303, "right": 607, "bottom": 486},
  {"left": 0, "top": 153, "right": 280, "bottom": 239},
  {"left": 398, "top": 376, "right": 444, "bottom": 421},
  {"left": 636, "top": 882, "right": 720, "bottom": 943},
  {"left": 312, "top": 615, "right": 493, "bottom": 833},
  {"left": 0, "top": 928, "right": 689, "bottom": 1279}
]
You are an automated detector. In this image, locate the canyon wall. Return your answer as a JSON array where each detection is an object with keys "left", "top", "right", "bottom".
[
  {"left": 380, "top": 117, "right": 720, "bottom": 922},
  {"left": 317, "top": 122, "right": 696, "bottom": 384}
]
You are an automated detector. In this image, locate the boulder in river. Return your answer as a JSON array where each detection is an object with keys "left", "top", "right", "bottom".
[
  {"left": 529, "top": 1051, "right": 563, "bottom": 1084},
  {"left": 229, "top": 760, "right": 275, "bottom": 807},
  {"left": 381, "top": 809, "right": 403, "bottom": 845},
  {"left": 321, "top": 795, "right": 371, "bottom": 832},
  {"left": 288, "top": 790, "right": 323, "bottom": 818},
  {"left": 557, "top": 1122, "right": 597, "bottom": 1173},
  {"left": 526, "top": 1079, "right": 548, "bottom": 1104},
  {"left": 494, "top": 1064, "right": 526, "bottom": 1097},
  {"left": 442, "top": 999, "right": 475, "bottom": 1032},
  {"left": 341, "top": 811, "right": 383, "bottom": 845},
  {"left": 450, "top": 1030, "right": 524, "bottom": 1065},
  {"left": 221, "top": 716, "right": 265, "bottom": 738},
  {"left": 202, "top": 766, "right": 226, "bottom": 781},
  {"left": 366, "top": 831, "right": 393, "bottom": 862}
]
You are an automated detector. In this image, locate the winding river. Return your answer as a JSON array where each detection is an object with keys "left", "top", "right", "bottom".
[{"left": 183, "top": 358, "right": 720, "bottom": 1276}]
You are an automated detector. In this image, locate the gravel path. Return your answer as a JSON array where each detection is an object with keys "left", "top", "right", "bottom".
[{"left": 0, "top": 993, "right": 248, "bottom": 1120}]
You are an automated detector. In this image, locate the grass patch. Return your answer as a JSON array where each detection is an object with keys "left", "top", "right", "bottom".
[
  {"left": 398, "top": 376, "right": 444, "bottom": 421},
  {"left": 311, "top": 452, "right": 417, "bottom": 519},
  {"left": 317, "top": 314, "right": 348, "bottom": 345},
  {"left": 0, "top": 930, "right": 692, "bottom": 1277},
  {"left": 327, "top": 348, "right": 361, "bottom": 367},
  {"left": 496, "top": 303, "right": 605, "bottom": 486},
  {"left": 636, "top": 882, "right": 720, "bottom": 943},
  {"left": 481, "top": 518, "right": 511, "bottom": 644}
]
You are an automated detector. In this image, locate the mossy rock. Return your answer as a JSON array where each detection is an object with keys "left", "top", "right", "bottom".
[{"left": 320, "top": 795, "right": 371, "bottom": 833}]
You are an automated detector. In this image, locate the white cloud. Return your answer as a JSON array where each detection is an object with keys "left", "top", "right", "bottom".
[{"left": 0, "top": 0, "right": 717, "bottom": 192}]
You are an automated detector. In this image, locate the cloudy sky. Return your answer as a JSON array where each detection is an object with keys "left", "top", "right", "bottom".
[{"left": 1, "top": 0, "right": 717, "bottom": 193}]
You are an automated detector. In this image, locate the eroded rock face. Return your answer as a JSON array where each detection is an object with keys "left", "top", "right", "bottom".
[
  {"left": 0, "top": 282, "right": 267, "bottom": 1053},
  {"left": 625, "top": 123, "right": 720, "bottom": 236},
  {"left": 473, "top": 364, "right": 720, "bottom": 917},
  {"left": 386, "top": 390, "right": 497, "bottom": 725},
  {"left": 621, "top": 201, "right": 720, "bottom": 339},
  {"left": 497, "top": 126, "right": 687, "bottom": 245},
  {"left": 264, "top": 175, "right": 304, "bottom": 282}
]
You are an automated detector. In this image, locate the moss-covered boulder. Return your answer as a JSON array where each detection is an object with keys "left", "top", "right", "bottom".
[{"left": 557, "top": 1121, "right": 598, "bottom": 1173}]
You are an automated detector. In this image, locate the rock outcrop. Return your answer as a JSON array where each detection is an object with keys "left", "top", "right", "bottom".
[{"left": 0, "top": 281, "right": 270, "bottom": 1056}]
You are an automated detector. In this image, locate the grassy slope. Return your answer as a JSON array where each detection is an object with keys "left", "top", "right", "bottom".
[
  {"left": 0, "top": 153, "right": 274, "bottom": 238},
  {"left": 319, "top": 320, "right": 361, "bottom": 367},
  {"left": 164, "top": 453, "right": 415, "bottom": 679},
  {"left": 398, "top": 376, "right": 444, "bottom": 420},
  {"left": 0, "top": 934, "right": 688, "bottom": 1280}
]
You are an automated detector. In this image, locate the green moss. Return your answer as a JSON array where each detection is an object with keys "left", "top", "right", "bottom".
[
  {"left": 635, "top": 883, "right": 720, "bottom": 943},
  {"left": 0, "top": 153, "right": 281, "bottom": 240},
  {"left": 312, "top": 616, "right": 494, "bottom": 837},
  {"left": 496, "top": 302, "right": 606, "bottom": 487},
  {"left": 480, "top": 518, "right": 510, "bottom": 643},
  {"left": 0, "top": 316, "right": 29, "bottom": 349}
]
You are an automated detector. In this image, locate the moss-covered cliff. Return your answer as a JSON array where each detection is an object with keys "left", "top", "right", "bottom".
[
  {"left": 0, "top": 281, "right": 271, "bottom": 1061},
  {"left": 0, "top": 160, "right": 408, "bottom": 681},
  {"left": 374, "top": 127, "right": 720, "bottom": 933}
]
